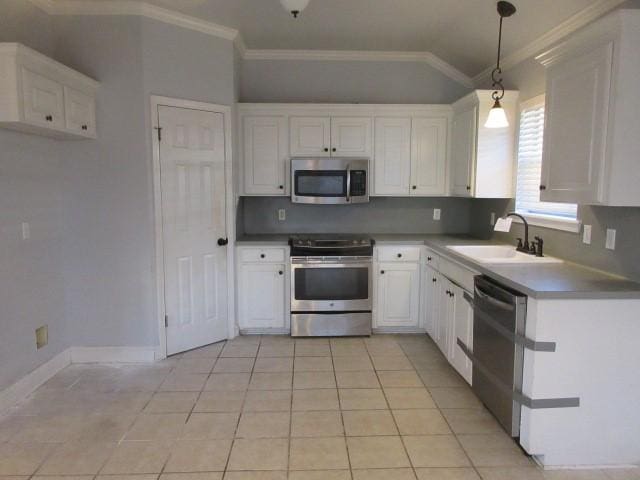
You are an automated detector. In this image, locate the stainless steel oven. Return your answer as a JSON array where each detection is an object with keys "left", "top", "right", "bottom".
[
  {"left": 289, "top": 237, "right": 373, "bottom": 336},
  {"left": 291, "top": 158, "right": 369, "bottom": 204}
]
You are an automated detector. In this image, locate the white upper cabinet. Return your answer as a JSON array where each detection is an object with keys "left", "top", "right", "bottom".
[
  {"left": 374, "top": 117, "right": 411, "bottom": 195},
  {"left": 411, "top": 117, "right": 447, "bottom": 195},
  {"left": 0, "top": 43, "right": 98, "bottom": 139},
  {"left": 373, "top": 115, "right": 448, "bottom": 196},
  {"left": 290, "top": 116, "right": 372, "bottom": 157},
  {"left": 450, "top": 90, "right": 518, "bottom": 198},
  {"left": 537, "top": 10, "right": 640, "bottom": 206},
  {"left": 290, "top": 116, "right": 331, "bottom": 156},
  {"left": 330, "top": 117, "right": 372, "bottom": 157},
  {"left": 242, "top": 115, "right": 288, "bottom": 195}
]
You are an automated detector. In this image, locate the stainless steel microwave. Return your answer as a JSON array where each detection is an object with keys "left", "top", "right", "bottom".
[{"left": 291, "top": 158, "right": 369, "bottom": 204}]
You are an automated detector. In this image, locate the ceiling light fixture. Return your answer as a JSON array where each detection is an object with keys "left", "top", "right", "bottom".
[
  {"left": 485, "top": 1, "right": 516, "bottom": 129},
  {"left": 280, "top": 0, "right": 310, "bottom": 18}
]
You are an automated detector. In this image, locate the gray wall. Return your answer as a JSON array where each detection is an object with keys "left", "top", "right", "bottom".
[
  {"left": 0, "top": 1, "right": 70, "bottom": 390},
  {"left": 240, "top": 197, "right": 472, "bottom": 235},
  {"left": 241, "top": 59, "right": 470, "bottom": 104},
  {"left": 472, "top": 4, "right": 640, "bottom": 282}
]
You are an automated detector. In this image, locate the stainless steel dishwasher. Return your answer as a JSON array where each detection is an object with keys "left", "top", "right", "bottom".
[{"left": 457, "top": 276, "right": 581, "bottom": 438}]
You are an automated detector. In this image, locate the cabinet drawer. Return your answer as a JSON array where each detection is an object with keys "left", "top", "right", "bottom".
[
  {"left": 377, "top": 246, "right": 421, "bottom": 262},
  {"left": 439, "top": 256, "right": 478, "bottom": 293},
  {"left": 424, "top": 248, "right": 440, "bottom": 269},
  {"left": 239, "top": 247, "right": 287, "bottom": 263}
]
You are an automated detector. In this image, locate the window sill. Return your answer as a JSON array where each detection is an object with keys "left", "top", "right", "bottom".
[{"left": 511, "top": 212, "right": 581, "bottom": 233}]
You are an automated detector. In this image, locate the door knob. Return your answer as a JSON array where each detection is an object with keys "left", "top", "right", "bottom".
[{"left": 217, "top": 238, "right": 228, "bottom": 246}]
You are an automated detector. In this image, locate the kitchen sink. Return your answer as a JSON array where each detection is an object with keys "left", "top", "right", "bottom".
[{"left": 446, "top": 245, "right": 563, "bottom": 265}]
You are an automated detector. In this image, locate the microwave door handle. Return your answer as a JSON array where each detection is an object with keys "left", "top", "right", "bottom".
[{"left": 346, "top": 164, "right": 351, "bottom": 202}]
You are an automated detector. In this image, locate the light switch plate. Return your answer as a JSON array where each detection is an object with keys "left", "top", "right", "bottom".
[
  {"left": 433, "top": 209, "right": 441, "bottom": 221},
  {"left": 22, "top": 222, "right": 30, "bottom": 240},
  {"left": 583, "top": 225, "right": 592, "bottom": 245},
  {"left": 278, "top": 209, "right": 286, "bottom": 221},
  {"left": 605, "top": 229, "right": 616, "bottom": 250},
  {"left": 35, "top": 325, "right": 48, "bottom": 349}
]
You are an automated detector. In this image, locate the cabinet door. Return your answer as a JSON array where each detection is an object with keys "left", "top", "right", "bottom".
[
  {"left": 423, "top": 265, "right": 440, "bottom": 339},
  {"left": 290, "top": 116, "right": 331, "bottom": 156},
  {"left": 449, "top": 284, "right": 473, "bottom": 385},
  {"left": 436, "top": 278, "right": 453, "bottom": 355},
  {"left": 450, "top": 106, "right": 477, "bottom": 197},
  {"left": 540, "top": 42, "right": 613, "bottom": 204},
  {"left": 376, "top": 262, "right": 420, "bottom": 327},
  {"left": 238, "top": 263, "right": 286, "bottom": 329},
  {"left": 63, "top": 86, "right": 96, "bottom": 137},
  {"left": 411, "top": 117, "right": 447, "bottom": 195},
  {"left": 373, "top": 117, "right": 411, "bottom": 195},
  {"left": 331, "top": 117, "right": 372, "bottom": 157},
  {"left": 21, "top": 67, "right": 65, "bottom": 129},
  {"left": 243, "top": 116, "right": 288, "bottom": 195}
]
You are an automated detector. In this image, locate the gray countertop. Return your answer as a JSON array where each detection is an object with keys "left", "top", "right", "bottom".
[{"left": 235, "top": 233, "right": 640, "bottom": 300}]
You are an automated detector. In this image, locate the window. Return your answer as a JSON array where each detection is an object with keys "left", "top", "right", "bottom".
[{"left": 514, "top": 97, "right": 579, "bottom": 232}]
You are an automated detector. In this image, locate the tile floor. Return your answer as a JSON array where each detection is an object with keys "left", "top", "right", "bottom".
[{"left": 1, "top": 335, "right": 639, "bottom": 480}]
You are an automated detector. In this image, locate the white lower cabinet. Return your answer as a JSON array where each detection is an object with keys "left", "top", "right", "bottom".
[
  {"left": 424, "top": 254, "right": 475, "bottom": 385},
  {"left": 374, "top": 246, "right": 422, "bottom": 329},
  {"left": 237, "top": 247, "right": 288, "bottom": 331}
]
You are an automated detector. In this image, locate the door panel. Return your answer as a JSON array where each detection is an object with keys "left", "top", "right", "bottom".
[
  {"left": 451, "top": 106, "right": 477, "bottom": 196},
  {"left": 373, "top": 117, "right": 411, "bottom": 195},
  {"left": 376, "top": 262, "right": 420, "bottom": 327},
  {"left": 159, "top": 105, "right": 228, "bottom": 355},
  {"left": 541, "top": 42, "right": 612, "bottom": 204},
  {"left": 331, "top": 117, "right": 372, "bottom": 157},
  {"left": 243, "top": 116, "right": 288, "bottom": 195},
  {"left": 63, "top": 86, "right": 96, "bottom": 137},
  {"left": 290, "top": 116, "right": 331, "bottom": 156},
  {"left": 21, "top": 67, "right": 64, "bottom": 129},
  {"left": 411, "top": 117, "right": 447, "bottom": 195}
]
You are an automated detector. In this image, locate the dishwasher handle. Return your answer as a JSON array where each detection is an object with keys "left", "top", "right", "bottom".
[{"left": 474, "top": 284, "right": 515, "bottom": 311}]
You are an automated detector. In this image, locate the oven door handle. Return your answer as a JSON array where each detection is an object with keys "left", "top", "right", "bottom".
[
  {"left": 346, "top": 164, "right": 351, "bottom": 202},
  {"left": 291, "top": 262, "right": 372, "bottom": 269}
]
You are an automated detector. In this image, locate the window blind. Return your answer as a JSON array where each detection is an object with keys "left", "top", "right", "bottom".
[{"left": 515, "top": 104, "right": 578, "bottom": 219}]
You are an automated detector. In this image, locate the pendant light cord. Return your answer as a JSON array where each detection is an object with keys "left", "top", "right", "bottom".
[{"left": 491, "top": 13, "right": 505, "bottom": 101}]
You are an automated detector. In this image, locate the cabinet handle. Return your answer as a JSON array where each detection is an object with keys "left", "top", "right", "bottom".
[
  {"left": 397, "top": 253, "right": 402, "bottom": 258},
  {"left": 45, "top": 115, "right": 53, "bottom": 122},
  {"left": 466, "top": 185, "right": 471, "bottom": 191},
  {"left": 427, "top": 256, "right": 432, "bottom": 261},
  {"left": 260, "top": 254, "right": 266, "bottom": 259},
  {"left": 278, "top": 185, "right": 284, "bottom": 190},
  {"left": 380, "top": 270, "right": 385, "bottom": 274},
  {"left": 278, "top": 270, "right": 283, "bottom": 275},
  {"left": 539, "top": 185, "right": 547, "bottom": 191},
  {"left": 412, "top": 185, "right": 417, "bottom": 190},
  {"left": 432, "top": 278, "right": 437, "bottom": 283},
  {"left": 324, "top": 147, "right": 329, "bottom": 152},
  {"left": 332, "top": 147, "right": 337, "bottom": 152},
  {"left": 81, "top": 125, "right": 88, "bottom": 131}
]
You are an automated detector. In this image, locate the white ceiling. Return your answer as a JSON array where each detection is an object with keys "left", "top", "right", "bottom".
[{"left": 67, "top": 0, "right": 607, "bottom": 76}]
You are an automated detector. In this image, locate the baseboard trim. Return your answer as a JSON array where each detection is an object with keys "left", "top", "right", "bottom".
[
  {"left": 0, "top": 348, "right": 71, "bottom": 415},
  {"left": 70, "top": 346, "right": 158, "bottom": 363}
]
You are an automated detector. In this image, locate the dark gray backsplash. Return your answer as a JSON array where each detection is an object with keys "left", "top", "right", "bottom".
[
  {"left": 239, "top": 197, "right": 473, "bottom": 235},
  {"left": 470, "top": 199, "right": 640, "bottom": 282}
]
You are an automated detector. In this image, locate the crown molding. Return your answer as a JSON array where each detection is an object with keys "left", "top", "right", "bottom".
[
  {"left": 243, "top": 49, "right": 474, "bottom": 87},
  {"left": 472, "top": 0, "right": 626, "bottom": 84},
  {"left": 28, "top": 0, "right": 241, "bottom": 42}
]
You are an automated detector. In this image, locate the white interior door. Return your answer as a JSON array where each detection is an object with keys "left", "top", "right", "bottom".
[{"left": 159, "top": 105, "right": 228, "bottom": 355}]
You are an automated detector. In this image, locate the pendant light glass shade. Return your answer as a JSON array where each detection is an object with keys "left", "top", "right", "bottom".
[
  {"left": 485, "top": 99, "right": 509, "bottom": 129},
  {"left": 280, "top": 0, "right": 310, "bottom": 17}
]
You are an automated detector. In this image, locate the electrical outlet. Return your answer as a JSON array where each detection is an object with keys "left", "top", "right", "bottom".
[
  {"left": 605, "top": 229, "right": 616, "bottom": 250},
  {"left": 278, "top": 209, "right": 286, "bottom": 221},
  {"left": 490, "top": 212, "right": 496, "bottom": 226},
  {"left": 433, "top": 209, "right": 441, "bottom": 221},
  {"left": 22, "top": 222, "right": 30, "bottom": 240},
  {"left": 35, "top": 325, "right": 48, "bottom": 349},
  {"left": 582, "top": 225, "right": 592, "bottom": 245}
]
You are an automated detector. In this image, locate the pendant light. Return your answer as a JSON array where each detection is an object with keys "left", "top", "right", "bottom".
[
  {"left": 485, "top": 1, "right": 516, "bottom": 129},
  {"left": 280, "top": 0, "right": 310, "bottom": 18}
]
